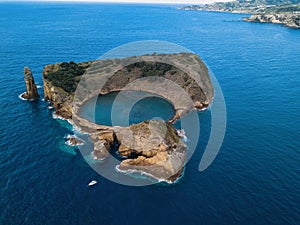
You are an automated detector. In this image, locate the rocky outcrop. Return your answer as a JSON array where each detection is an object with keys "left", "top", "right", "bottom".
[
  {"left": 90, "top": 120, "right": 186, "bottom": 181},
  {"left": 42, "top": 64, "right": 76, "bottom": 119},
  {"left": 65, "top": 134, "right": 84, "bottom": 146},
  {"left": 43, "top": 77, "right": 73, "bottom": 119},
  {"left": 115, "top": 120, "right": 186, "bottom": 182},
  {"left": 93, "top": 140, "right": 110, "bottom": 160},
  {"left": 90, "top": 131, "right": 114, "bottom": 160},
  {"left": 243, "top": 13, "right": 300, "bottom": 28},
  {"left": 22, "top": 67, "right": 39, "bottom": 100}
]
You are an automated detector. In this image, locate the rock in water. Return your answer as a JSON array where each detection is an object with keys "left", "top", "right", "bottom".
[
  {"left": 22, "top": 67, "right": 39, "bottom": 100},
  {"left": 65, "top": 135, "right": 84, "bottom": 146}
]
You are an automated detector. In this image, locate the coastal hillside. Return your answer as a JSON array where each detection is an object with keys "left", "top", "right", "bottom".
[
  {"left": 181, "top": 0, "right": 300, "bottom": 13},
  {"left": 180, "top": 0, "right": 300, "bottom": 28}
]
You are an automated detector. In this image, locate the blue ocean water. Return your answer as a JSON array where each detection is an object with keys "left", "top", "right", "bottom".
[
  {"left": 80, "top": 91, "right": 175, "bottom": 126},
  {"left": 0, "top": 2, "right": 299, "bottom": 225}
]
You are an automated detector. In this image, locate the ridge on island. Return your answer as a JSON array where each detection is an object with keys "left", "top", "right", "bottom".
[{"left": 41, "top": 53, "right": 214, "bottom": 183}]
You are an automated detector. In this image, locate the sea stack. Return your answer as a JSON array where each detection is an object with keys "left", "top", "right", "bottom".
[{"left": 22, "top": 67, "right": 39, "bottom": 100}]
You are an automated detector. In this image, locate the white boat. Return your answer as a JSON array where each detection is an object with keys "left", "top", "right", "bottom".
[{"left": 88, "top": 180, "right": 97, "bottom": 186}]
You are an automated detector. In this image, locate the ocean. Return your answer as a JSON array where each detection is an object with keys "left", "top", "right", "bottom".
[
  {"left": 80, "top": 90, "right": 176, "bottom": 126},
  {"left": 0, "top": 2, "right": 299, "bottom": 225}
]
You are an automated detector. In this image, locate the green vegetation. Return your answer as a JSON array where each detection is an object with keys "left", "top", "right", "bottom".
[
  {"left": 43, "top": 54, "right": 198, "bottom": 95},
  {"left": 125, "top": 62, "right": 174, "bottom": 77},
  {"left": 238, "top": 0, "right": 299, "bottom": 4},
  {"left": 43, "top": 61, "right": 86, "bottom": 93},
  {"left": 266, "top": 3, "right": 300, "bottom": 13},
  {"left": 166, "top": 124, "right": 180, "bottom": 144}
]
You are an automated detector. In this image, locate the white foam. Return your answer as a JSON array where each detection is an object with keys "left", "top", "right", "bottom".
[
  {"left": 37, "top": 85, "right": 42, "bottom": 89},
  {"left": 19, "top": 92, "right": 39, "bottom": 101},
  {"left": 115, "top": 165, "right": 182, "bottom": 184},
  {"left": 52, "top": 112, "right": 89, "bottom": 137},
  {"left": 64, "top": 134, "right": 84, "bottom": 146},
  {"left": 18, "top": 92, "right": 28, "bottom": 101},
  {"left": 52, "top": 112, "right": 72, "bottom": 124},
  {"left": 65, "top": 140, "right": 73, "bottom": 146},
  {"left": 199, "top": 107, "right": 208, "bottom": 111},
  {"left": 64, "top": 140, "right": 84, "bottom": 147},
  {"left": 177, "top": 129, "right": 188, "bottom": 142},
  {"left": 90, "top": 151, "right": 105, "bottom": 161},
  {"left": 72, "top": 124, "right": 89, "bottom": 135}
]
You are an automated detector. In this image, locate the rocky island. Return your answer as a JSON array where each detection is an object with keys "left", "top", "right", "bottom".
[
  {"left": 180, "top": 0, "right": 300, "bottom": 29},
  {"left": 39, "top": 53, "right": 214, "bottom": 182}
]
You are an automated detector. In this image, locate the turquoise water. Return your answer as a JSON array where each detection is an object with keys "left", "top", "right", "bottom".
[
  {"left": 0, "top": 2, "right": 299, "bottom": 225},
  {"left": 80, "top": 91, "right": 175, "bottom": 126}
]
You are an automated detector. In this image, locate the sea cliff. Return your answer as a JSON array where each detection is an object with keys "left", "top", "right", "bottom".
[{"left": 43, "top": 61, "right": 92, "bottom": 119}]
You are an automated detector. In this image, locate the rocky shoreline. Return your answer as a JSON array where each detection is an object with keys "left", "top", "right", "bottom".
[
  {"left": 180, "top": 2, "right": 300, "bottom": 29},
  {"left": 39, "top": 53, "right": 214, "bottom": 183},
  {"left": 243, "top": 13, "right": 300, "bottom": 29}
]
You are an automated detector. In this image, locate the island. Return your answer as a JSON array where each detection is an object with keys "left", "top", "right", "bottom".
[
  {"left": 180, "top": 0, "right": 300, "bottom": 29},
  {"left": 39, "top": 53, "right": 214, "bottom": 183}
]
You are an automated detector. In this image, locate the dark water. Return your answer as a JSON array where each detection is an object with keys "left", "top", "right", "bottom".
[
  {"left": 0, "top": 2, "right": 299, "bottom": 225},
  {"left": 80, "top": 91, "right": 175, "bottom": 126}
]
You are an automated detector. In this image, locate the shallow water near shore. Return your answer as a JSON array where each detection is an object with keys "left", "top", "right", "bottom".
[
  {"left": 80, "top": 90, "right": 175, "bottom": 126},
  {"left": 0, "top": 2, "right": 300, "bottom": 225}
]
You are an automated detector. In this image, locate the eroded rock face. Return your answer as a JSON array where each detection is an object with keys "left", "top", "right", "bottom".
[
  {"left": 96, "top": 120, "right": 187, "bottom": 182},
  {"left": 93, "top": 140, "right": 110, "bottom": 160},
  {"left": 90, "top": 131, "right": 114, "bottom": 160},
  {"left": 43, "top": 67, "right": 73, "bottom": 119},
  {"left": 22, "top": 67, "right": 39, "bottom": 100}
]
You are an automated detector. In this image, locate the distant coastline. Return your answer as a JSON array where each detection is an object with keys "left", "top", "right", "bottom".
[{"left": 179, "top": 1, "right": 300, "bottom": 29}]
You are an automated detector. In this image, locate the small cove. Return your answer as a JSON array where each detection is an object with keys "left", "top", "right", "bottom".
[{"left": 79, "top": 90, "right": 176, "bottom": 126}]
